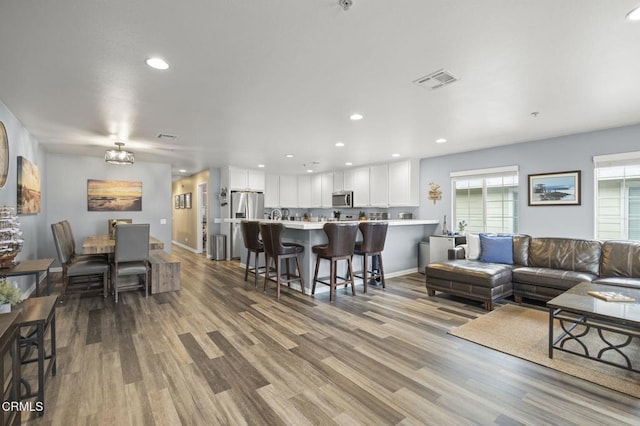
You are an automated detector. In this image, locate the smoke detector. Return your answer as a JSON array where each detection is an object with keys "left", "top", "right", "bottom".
[{"left": 413, "top": 69, "right": 459, "bottom": 90}]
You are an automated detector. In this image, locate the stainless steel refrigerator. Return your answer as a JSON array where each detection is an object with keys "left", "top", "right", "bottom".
[{"left": 230, "top": 191, "right": 264, "bottom": 259}]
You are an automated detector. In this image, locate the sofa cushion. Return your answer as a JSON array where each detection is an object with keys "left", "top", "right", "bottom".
[
  {"left": 426, "top": 260, "right": 513, "bottom": 288},
  {"left": 480, "top": 234, "right": 513, "bottom": 264},
  {"left": 512, "top": 234, "right": 531, "bottom": 266},
  {"left": 466, "top": 233, "right": 481, "bottom": 260},
  {"left": 593, "top": 276, "right": 640, "bottom": 290},
  {"left": 512, "top": 267, "right": 597, "bottom": 290},
  {"left": 599, "top": 240, "right": 640, "bottom": 278},
  {"left": 528, "top": 238, "right": 601, "bottom": 275}
]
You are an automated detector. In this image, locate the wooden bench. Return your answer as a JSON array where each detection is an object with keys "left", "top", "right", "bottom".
[{"left": 148, "top": 250, "right": 181, "bottom": 294}]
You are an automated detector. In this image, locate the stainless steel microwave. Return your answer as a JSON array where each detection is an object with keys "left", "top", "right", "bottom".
[{"left": 332, "top": 191, "right": 353, "bottom": 208}]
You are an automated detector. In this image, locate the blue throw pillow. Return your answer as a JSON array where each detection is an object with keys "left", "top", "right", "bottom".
[{"left": 479, "top": 234, "right": 513, "bottom": 264}]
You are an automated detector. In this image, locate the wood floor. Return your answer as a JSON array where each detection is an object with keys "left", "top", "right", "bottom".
[{"left": 23, "top": 246, "right": 639, "bottom": 425}]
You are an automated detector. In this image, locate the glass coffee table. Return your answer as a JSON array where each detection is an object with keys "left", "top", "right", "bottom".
[{"left": 547, "top": 281, "right": 640, "bottom": 373}]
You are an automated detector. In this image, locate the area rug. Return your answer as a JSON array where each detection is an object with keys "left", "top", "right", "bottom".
[{"left": 449, "top": 304, "right": 640, "bottom": 397}]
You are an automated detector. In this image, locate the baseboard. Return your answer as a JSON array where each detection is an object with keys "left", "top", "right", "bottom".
[{"left": 171, "top": 241, "right": 199, "bottom": 253}]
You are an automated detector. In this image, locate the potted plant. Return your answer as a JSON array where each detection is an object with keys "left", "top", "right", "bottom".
[
  {"left": 457, "top": 220, "right": 468, "bottom": 236},
  {"left": 0, "top": 278, "right": 22, "bottom": 313}
]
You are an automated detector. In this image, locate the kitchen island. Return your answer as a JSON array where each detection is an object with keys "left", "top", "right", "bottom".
[{"left": 221, "top": 219, "right": 438, "bottom": 295}]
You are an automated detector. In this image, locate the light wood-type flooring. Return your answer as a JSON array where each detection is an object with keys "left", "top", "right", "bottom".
[{"left": 23, "top": 246, "right": 640, "bottom": 425}]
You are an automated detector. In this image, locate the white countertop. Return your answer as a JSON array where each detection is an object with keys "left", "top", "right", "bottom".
[{"left": 215, "top": 218, "right": 439, "bottom": 230}]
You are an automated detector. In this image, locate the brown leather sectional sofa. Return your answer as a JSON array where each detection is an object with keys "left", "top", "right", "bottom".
[{"left": 425, "top": 236, "right": 640, "bottom": 310}]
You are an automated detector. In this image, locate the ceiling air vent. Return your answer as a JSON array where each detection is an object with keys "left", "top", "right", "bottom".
[
  {"left": 413, "top": 69, "right": 459, "bottom": 90},
  {"left": 156, "top": 133, "right": 178, "bottom": 140}
]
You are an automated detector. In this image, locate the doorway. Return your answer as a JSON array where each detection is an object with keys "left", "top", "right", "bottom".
[{"left": 197, "top": 182, "right": 208, "bottom": 255}]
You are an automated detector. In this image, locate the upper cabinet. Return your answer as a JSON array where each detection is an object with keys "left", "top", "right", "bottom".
[
  {"left": 388, "top": 159, "right": 419, "bottom": 206},
  {"left": 297, "top": 175, "right": 312, "bottom": 208},
  {"left": 224, "top": 167, "right": 265, "bottom": 192},
  {"left": 369, "top": 164, "right": 389, "bottom": 207},
  {"left": 265, "top": 174, "right": 280, "bottom": 207},
  {"left": 279, "top": 175, "right": 298, "bottom": 208},
  {"left": 333, "top": 171, "right": 344, "bottom": 192},
  {"left": 320, "top": 173, "right": 333, "bottom": 208},
  {"left": 352, "top": 167, "right": 370, "bottom": 207}
]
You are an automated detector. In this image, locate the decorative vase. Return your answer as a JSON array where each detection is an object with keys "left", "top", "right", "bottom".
[{"left": 0, "top": 303, "right": 11, "bottom": 313}]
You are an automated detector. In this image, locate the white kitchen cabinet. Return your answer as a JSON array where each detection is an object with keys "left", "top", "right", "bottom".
[
  {"left": 279, "top": 175, "right": 298, "bottom": 208},
  {"left": 320, "top": 173, "right": 333, "bottom": 207},
  {"left": 352, "top": 167, "right": 370, "bottom": 207},
  {"left": 248, "top": 170, "right": 265, "bottom": 192},
  {"left": 343, "top": 170, "right": 355, "bottom": 191},
  {"left": 226, "top": 167, "right": 265, "bottom": 191},
  {"left": 369, "top": 164, "right": 389, "bottom": 207},
  {"left": 311, "top": 174, "right": 322, "bottom": 207},
  {"left": 297, "top": 175, "right": 312, "bottom": 207},
  {"left": 265, "top": 174, "right": 280, "bottom": 207},
  {"left": 388, "top": 159, "right": 419, "bottom": 206},
  {"left": 333, "top": 171, "right": 344, "bottom": 192}
]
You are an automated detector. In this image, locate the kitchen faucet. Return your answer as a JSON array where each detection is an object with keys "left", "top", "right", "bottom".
[{"left": 271, "top": 209, "right": 282, "bottom": 220}]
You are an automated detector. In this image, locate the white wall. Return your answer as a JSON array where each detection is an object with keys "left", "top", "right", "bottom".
[
  {"left": 43, "top": 153, "right": 173, "bottom": 262},
  {"left": 420, "top": 124, "right": 640, "bottom": 239}
]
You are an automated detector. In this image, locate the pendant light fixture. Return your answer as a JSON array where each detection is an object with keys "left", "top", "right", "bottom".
[{"left": 105, "top": 142, "right": 135, "bottom": 165}]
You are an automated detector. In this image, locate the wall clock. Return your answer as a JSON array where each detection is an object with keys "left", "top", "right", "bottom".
[{"left": 0, "top": 121, "right": 8, "bottom": 189}]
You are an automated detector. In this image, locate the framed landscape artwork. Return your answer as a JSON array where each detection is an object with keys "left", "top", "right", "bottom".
[
  {"left": 0, "top": 121, "right": 8, "bottom": 189},
  {"left": 175, "top": 195, "right": 180, "bottom": 209},
  {"left": 185, "top": 192, "right": 192, "bottom": 209},
  {"left": 528, "top": 170, "right": 581, "bottom": 206},
  {"left": 17, "top": 156, "right": 41, "bottom": 214},
  {"left": 179, "top": 194, "right": 185, "bottom": 208},
  {"left": 87, "top": 179, "right": 142, "bottom": 211}
]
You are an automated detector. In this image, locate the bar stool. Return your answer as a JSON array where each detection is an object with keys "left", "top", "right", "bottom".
[
  {"left": 354, "top": 221, "right": 388, "bottom": 293},
  {"left": 311, "top": 222, "right": 359, "bottom": 302},
  {"left": 259, "top": 222, "right": 305, "bottom": 300},
  {"left": 241, "top": 220, "right": 265, "bottom": 288}
]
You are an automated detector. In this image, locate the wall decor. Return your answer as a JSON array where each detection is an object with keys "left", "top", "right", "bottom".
[
  {"left": 179, "top": 194, "right": 185, "bottom": 208},
  {"left": 175, "top": 195, "right": 180, "bottom": 209},
  {"left": 185, "top": 192, "right": 192, "bottom": 209},
  {"left": 17, "top": 156, "right": 41, "bottom": 214},
  {"left": 87, "top": 179, "right": 142, "bottom": 211},
  {"left": 528, "top": 170, "right": 581, "bottom": 206},
  {"left": 0, "top": 121, "right": 8, "bottom": 189},
  {"left": 428, "top": 182, "right": 442, "bottom": 204}
]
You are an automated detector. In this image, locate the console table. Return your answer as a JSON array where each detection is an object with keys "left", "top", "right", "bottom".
[
  {"left": 0, "top": 258, "right": 54, "bottom": 296},
  {"left": 0, "top": 311, "right": 21, "bottom": 425},
  {"left": 15, "top": 296, "right": 57, "bottom": 416}
]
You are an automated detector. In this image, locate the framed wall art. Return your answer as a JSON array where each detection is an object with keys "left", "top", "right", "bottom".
[
  {"left": 179, "top": 194, "right": 185, "bottom": 208},
  {"left": 87, "top": 179, "right": 142, "bottom": 211},
  {"left": 528, "top": 170, "right": 581, "bottom": 206},
  {"left": 185, "top": 192, "right": 192, "bottom": 209},
  {"left": 175, "top": 194, "right": 180, "bottom": 209},
  {"left": 17, "top": 156, "right": 41, "bottom": 214}
]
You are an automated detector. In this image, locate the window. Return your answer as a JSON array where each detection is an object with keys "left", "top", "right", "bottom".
[
  {"left": 451, "top": 166, "right": 519, "bottom": 233},
  {"left": 594, "top": 152, "right": 640, "bottom": 240}
]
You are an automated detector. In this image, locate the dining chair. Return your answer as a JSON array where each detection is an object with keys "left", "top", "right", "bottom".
[
  {"left": 113, "top": 223, "right": 150, "bottom": 303},
  {"left": 51, "top": 222, "right": 109, "bottom": 298},
  {"left": 353, "top": 221, "right": 388, "bottom": 293},
  {"left": 241, "top": 220, "right": 266, "bottom": 288},
  {"left": 60, "top": 220, "right": 107, "bottom": 262},
  {"left": 311, "top": 222, "right": 358, "bottom": 302},
  {"left": 259, "top": 222, "right": 305, "bottom": 300}
]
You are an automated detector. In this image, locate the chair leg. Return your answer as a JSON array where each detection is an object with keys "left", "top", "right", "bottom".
[
  {"left": 329, "top": 259, "right": 336, "bottom": 302},
  {"left": 295, "top": 253, "right": 304, "bottom": 294},
  {"left": 378, "top": 254, "right": 385, "bottom": 289},
  {"left": 362, "top": 254, "right": 369, "bottom": 294},
  {"left": 285, "top": 257, "right": 291, "bottom": 286},
  {"left": 145, "top": 270, "right": 149, "bottom": 298},
  {"left": 254, "top": 251, "right": 260, "bottom": 289},
  {"left": 263, "top": 254, "right": 270, "bottom": 293},
  {"left": 114, "top": 273, "right": 118, "bottom": 303},
  {"left": 312, "top": 256, "right": 320, "bottom": 295},
  {"left": 103, "top": 271, "right": 108, "bottom": 298},
  {"left": 275, "top": 256, "right": 282, "bottom": 300},
  {"left": 348, "top": 257, "right": 355, "bottom": 296},
  {"left": 244, "top": 249, "right": 251, "bottom": 282}
]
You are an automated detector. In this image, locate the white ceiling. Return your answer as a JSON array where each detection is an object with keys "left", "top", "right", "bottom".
[{"left": 1, "top": 1, "right": 639, "bottom": 177}]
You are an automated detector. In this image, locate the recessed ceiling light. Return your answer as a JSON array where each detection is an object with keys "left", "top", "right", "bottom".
[
  {"left": 436, "top": 138, "right": 447, "bottom": 144},
  {"left": 179, "top": 169, "right": 187, "bottom": 173},
  {"left": 335, "top": 142, "right": 345, "bottom": 147},
  {"left": 391, "top": 153, "right": 400, "bottom": 157},
  {"left": 627, "top": 6, "right": 640, "bottom": 21},
  {"left": 349, "top": 113, "right": 363, "bottom": 121},
  {"left": 258, "top": 164, "right": 265, "bottom": 168},
  {"left": 285, "top": 154, "right": 294, "bottom": 158},
  {"left": 306, "top": 169, "right": 313, "bottom": 173},
  {"left": 146, "top": 57, "right": 169, "bottom": 70},
  {"left": 345, "top": 162, "right": 353, "bottom": 166}
]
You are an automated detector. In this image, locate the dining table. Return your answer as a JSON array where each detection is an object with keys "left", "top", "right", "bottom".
[{"left": 81, "top": 234, "right": 165, "bottom": 254}]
